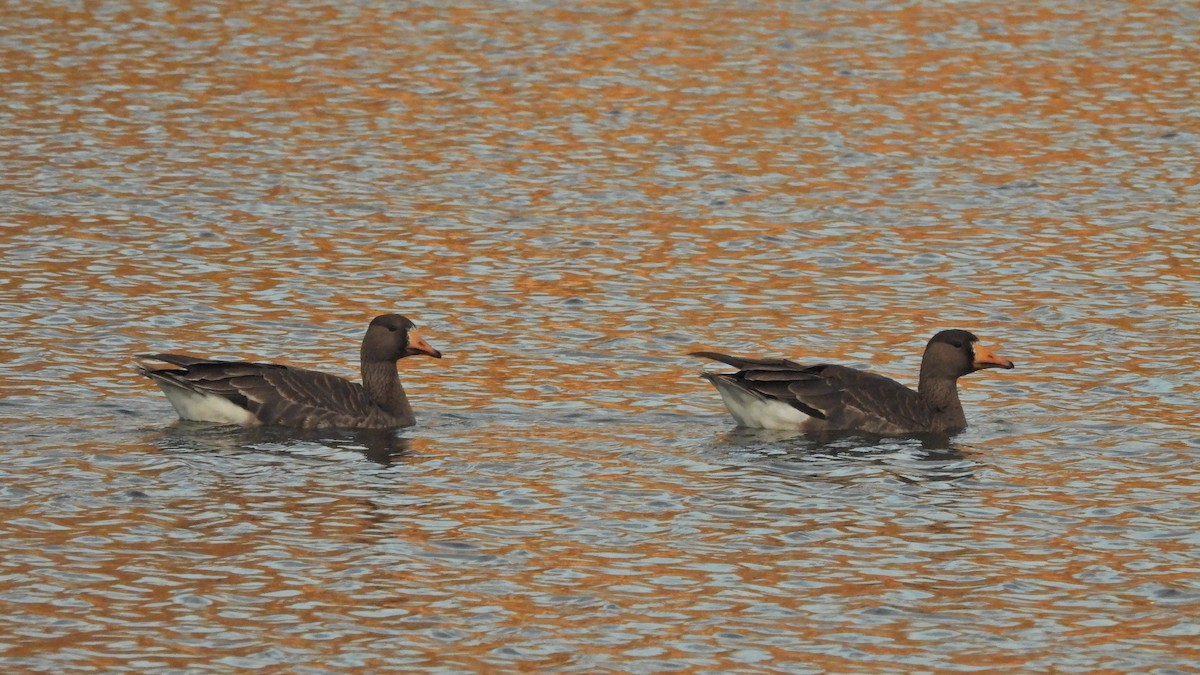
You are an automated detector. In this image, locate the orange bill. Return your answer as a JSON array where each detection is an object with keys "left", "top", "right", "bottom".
[
  {"left": 408, "top": 332, "right": 442, "bottom": 359},
  {"left": 973, "top": 341, "right": 1014, "bottom": 370}
]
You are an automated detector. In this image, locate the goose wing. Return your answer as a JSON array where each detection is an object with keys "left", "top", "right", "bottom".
[
  {"left": 691, "top": 351, "right": 932, "bottom": 430},
  {"left": 138, "top": 354, "right": 382, "bottom": 428}
]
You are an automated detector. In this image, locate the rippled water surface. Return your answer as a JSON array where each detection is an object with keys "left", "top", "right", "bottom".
[{"left": 2, "top": 0, "right": 1198, "bottom": 672}]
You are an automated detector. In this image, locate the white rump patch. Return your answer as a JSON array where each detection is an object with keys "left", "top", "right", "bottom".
[
  {"left": 710, "top": 379, "right": 811, "bottom": 430},
  {"left": 151, "top": 381, "right": 258, "bottom": 426}
]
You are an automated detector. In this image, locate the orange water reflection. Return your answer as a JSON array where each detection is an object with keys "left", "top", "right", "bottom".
[{"left": 2, "top": 0, "right": 1198, "bottom": 671}]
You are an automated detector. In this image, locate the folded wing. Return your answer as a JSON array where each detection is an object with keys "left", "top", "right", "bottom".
[
  {"left": 137, "top": 354, "right": 383, "bottom": 428},
  {"left": 691, "top": 351, "right": 933, "bottom": 432}
]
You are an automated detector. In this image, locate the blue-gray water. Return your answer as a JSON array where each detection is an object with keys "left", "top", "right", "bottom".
[{"left": 1, "top": 1, "right": 1198, "bottom": 672}]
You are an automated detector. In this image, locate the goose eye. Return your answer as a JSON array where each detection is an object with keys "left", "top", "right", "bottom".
[{"left": 949, "top": 340, "right": 963, "bottom": 349}]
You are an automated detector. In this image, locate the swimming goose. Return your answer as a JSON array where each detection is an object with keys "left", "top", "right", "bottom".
[
  {"left": 137, "top": 314, "right": 441, "bottom": 429},
  {"left": 691, "top": 329, "right": 1013, "bottom": 435}
]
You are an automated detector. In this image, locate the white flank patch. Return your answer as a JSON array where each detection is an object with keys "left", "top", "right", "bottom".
[
  {"left": 152, "top": 381, "right": 258, "bottom": 426},
  {"left": 710, "top": 379, "right": 811, "bottom": 430}
]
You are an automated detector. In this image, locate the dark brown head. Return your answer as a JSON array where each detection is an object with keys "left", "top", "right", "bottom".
[
  {"left": 362, "top": 314, "right": 442, "bottom": 362},
  {"left": 923, "top": 329, "right": 1014, "bottom": 379}
]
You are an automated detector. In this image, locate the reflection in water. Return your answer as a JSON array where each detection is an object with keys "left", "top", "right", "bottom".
[
  {"left": 1, "top": 0, "right": 1197, "bottom": 672},
  {"left": 713, "top": 426, "right": 976, "bottom": 483},
  {"left": 153, "top": 423, "right": 412, "bottom": 466}
]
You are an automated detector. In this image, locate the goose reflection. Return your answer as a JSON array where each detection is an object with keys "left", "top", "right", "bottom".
[
  {"left": 152, "top": 423, "right": 411, "bottom": 466},
  {"left": 713, "top": 427, "right": 976, "bottom": 483}
]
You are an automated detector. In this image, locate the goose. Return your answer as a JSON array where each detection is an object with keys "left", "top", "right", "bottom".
[
  {"left": 137, "top": 314, "right": 441, "bottom": 429},
  {"left": 691, "top": 329, "right": 1013, "bottom": 435}
]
